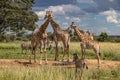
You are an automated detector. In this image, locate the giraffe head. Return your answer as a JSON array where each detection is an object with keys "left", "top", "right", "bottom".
[
  {"left": 44, "top": 11, "right": 53, "bottom": 20},
  {"left": 70, "top": 22, "right": 77, "bottom": 28},
  {"left": 67, "top": 22, "right": 77, "bottom": 30}
]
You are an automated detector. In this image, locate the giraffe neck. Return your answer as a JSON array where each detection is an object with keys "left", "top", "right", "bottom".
[
  {"left": 39, "top": 19, "right": 49, "bottom": 32},
  {"left": 50, "top": 19, "right": 61, "bottom": 31},
  {"left": 74, "top": 26, "right": 85, "bottom": 41}
]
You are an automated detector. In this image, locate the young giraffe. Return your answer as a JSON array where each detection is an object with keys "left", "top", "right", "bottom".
[
  {"left": 44, "top": 11, "right": 70, "bottom": 61},
  {"left": 30, "top": 17, "right": 50, "bottom": 64},
  {"left": 70, "top": 22, "right": 101, "bottom": 68},
  {"left": 86, "top": 30, "right": 94, "bottom": 40}
]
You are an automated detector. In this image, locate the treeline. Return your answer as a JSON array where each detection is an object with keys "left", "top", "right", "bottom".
[
  {"left": 0, "top": 1, "right": 120, "bottom": 42},
  {"left": 1, "top": 31, "right": 120, "bottom": 43},
  {"left": 48, "top": 31, "right": 120, "bottom": 42}
]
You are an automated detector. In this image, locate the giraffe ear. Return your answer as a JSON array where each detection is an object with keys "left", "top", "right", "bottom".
[
  {"left": 49, "top": 11, "right": 53, "bottom": 17},
  {"left": 46, "top": 11, "right": 48, "bottom": 14},
  {"left": 72, "top": 22, "right": 74, "bottom": 24}
]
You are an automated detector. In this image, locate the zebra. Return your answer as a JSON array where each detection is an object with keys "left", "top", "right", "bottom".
[
  {"left": 21, "top": 42, "right": 31, "bottom": 54},
  {"left": 73, "top": 53, "right": 88, "bottom": 80},
  {"left": 48, "top": 41, "right": 63, "bottom": 53}
]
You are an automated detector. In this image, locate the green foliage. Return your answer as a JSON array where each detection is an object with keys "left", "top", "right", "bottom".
[
  {"left": 0, "top": 34, "right": 16, "bottom": 42},
  {"left": 0, "top": 0, "right": 38, "bottom": 34},
  {"left": 0, "top": 34, "right": 6, "bottom": 42},
  {"left": 109, "top": 38, "right": 120, "bottom": 42},
  {"left": 98, "top": 32, "right": 109, "bottom": 42},
  {"left": 47, "top": 32, "right": 54, "bottom": 41},
  {"left": 5, "top": 34, "right": 16, "bottom": 42},
  {"left": 16, "top": 37, "right": 29, "bottom": 41},
  {"left": 67, "top": 29, "right": 73, "bottom": 37},
  {"left": 70, "top": 36, "right": 79, "bottom": 41}
]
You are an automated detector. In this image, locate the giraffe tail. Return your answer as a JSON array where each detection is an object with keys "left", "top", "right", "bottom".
[{"left": 99, "top": 52, "right": 101, "bottom": 56}]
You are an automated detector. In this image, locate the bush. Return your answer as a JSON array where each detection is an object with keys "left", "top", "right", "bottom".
[
  {"left": 16, "top": 37, "right": 29, "bottom": 41},
  {"left": 110, "top": 38, "right": 120, "bottom": 42},
  {"left": 5, "top": 34, "right": 16, "bottom": 42},
  {"left": 0, "top": 34, "right": 6, "bottom": 42},
  {"left": 98, "top": 32, "right": 109, "bottom": 42},
  {"left": 70, "top": 36, "right": 79, "bottom": 41}
]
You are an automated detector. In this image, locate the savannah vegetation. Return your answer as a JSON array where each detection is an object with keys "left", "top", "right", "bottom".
[
  {"left": 0, "top": 66, "right": 119, "bottom": 80},
  {"left": 0, "top": 0, "right": 120, "bottom": 80},
  {"left": 0, "top": 41, "right": 120, "bottom": 61},
  {"left": 0, "top": 42, "right": 120, "bottom": 80}
]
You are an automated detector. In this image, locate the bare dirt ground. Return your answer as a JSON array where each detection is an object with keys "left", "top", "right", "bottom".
[{"left": 0, "top": 59, "right": 120, "bottom": 69}]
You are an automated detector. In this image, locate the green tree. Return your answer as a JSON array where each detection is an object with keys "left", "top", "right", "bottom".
[
  {"left": 0, "top": 0, "right": 38, "bottom": 34},
  {"left": 98, "top": 32, "right": 109, "bottom": 42},
  {"left": 67, "top": 29, "right": 73, "bottom": 37},
  {"left": 47, "top": 32, "right": 53, "bottom": 41}
]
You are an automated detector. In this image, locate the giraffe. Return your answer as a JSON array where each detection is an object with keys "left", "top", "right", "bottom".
[
  {"left": 44, "top": 11, "right": 70, "bottom": 61},
  {"left": 86, "top": 30, "right": 94, "bottom": 40},
  {"left": 70, "top": 22, "right": 101, "bottom": 68},
  {"left": 30, "top": 16, "right": 50, "bottom": 64}
]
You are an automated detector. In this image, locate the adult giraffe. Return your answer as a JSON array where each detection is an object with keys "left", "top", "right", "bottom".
[
  {"left": 30, "top": 16, "right": 50, "bottom": 64},
  {"left": 70, "top": 22, "right": 101, "bottom": 68},
  {"left": 44, "top": 11, "right": 70, "bottom": 61}
]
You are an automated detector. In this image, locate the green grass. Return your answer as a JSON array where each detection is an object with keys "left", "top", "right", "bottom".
[
  {"left": 0, "top": 66, "right": 119, "bottom": 80},
  {"left": 0, "top": 41, "right": 120, "bottom": 80},
  {"left": 0, "top": 42, "right": 120, "bottom": 61}
]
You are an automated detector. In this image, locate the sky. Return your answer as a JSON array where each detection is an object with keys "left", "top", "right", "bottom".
[{"left": 32, "top": 0, "right": 120, "bottom": 35}]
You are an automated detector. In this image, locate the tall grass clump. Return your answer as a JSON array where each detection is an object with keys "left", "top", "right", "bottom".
[
  {"left": 0, "top": 66, "right": 120, "bottom": 80},
  {"left": 100, "top": 42, "right": 120, "bottom": 61}
]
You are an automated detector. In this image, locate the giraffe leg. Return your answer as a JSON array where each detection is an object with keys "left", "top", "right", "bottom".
[
  {"left": 39, "top": 41, "right": 43, "bottom": 65},
  {"left": 55, "top": 45, "right": 59, "bottom": 61},
  {"left": 62, "top": 48, "right": 66, "bottom": 61},
  {"left": 81, "top": 48, "right": 85, "bottom": 60},
  {"left": 54, "top": 39, "right": 59, "bottom": 61},
  {"left": 83, "top": 49, "right": 86, "bottom": 59},
  {"left": 94, "top": 49, "right": 100, "bottom": 68},
  {"left": 44, "top": 50, "right": 48, "bottom": 64},
  {"left": 81, "top": 44, "right": 84, "bottom": 59},
  {"left": 40, "top": 51, "right": 42, "bottom": 65},
  {"left": 29, "top": 48, "right": 32, "bottom": 63},
  {"left": 33, "top": 49, "right": 36, "bottom": 63},
  {"left": 53, "top": 35, "right": 59, "bottom": 61},
  {"left": 32, "top": 45, "right": 37, "bottom": 63},
  {"left": 67, "top": 44, "right": 70, "bottom": 62},
  {"left": 30, "top": 40, "right": 34, "bottom": 63},
  {"left": 96, "top": 53, "right": 100, "bottom": 68},
  {"left": 43, "top": 39, "right": 48, "bottom": 64}
]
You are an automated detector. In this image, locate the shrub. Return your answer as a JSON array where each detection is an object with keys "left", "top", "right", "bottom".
[{"left": 98, "top": 32, "right": 109, "bottom": 42}]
